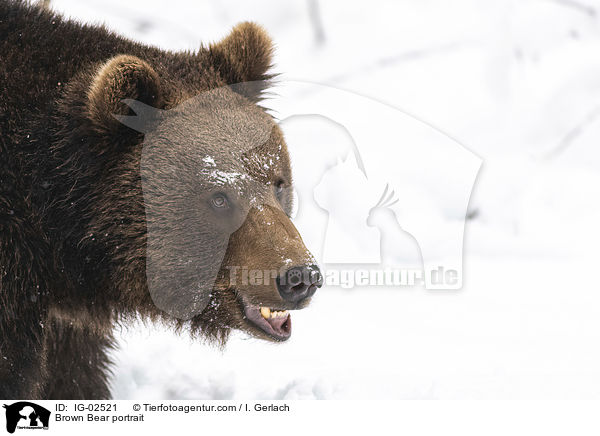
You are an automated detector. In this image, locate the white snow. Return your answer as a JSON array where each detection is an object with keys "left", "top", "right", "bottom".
[
  {"left": 202, "top": 156, "right": 216, "bottom": 167},
  {"left": 202, "top": 169, "right": 248, "bottom": 186},
  {"left": 44, "top": 0, "right": 600, "bottom": 399}
]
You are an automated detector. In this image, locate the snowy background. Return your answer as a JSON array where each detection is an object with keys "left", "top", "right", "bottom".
[{"left": 44, "top": 0, "right": 600, "bottom": 399}]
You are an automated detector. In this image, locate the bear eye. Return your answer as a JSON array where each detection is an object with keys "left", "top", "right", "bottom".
[
  {"left": 211, "top": 193, "right": 229, "bottom": 209},
  {"left": 274, "top": 180, "right": 285, "bottom": 196}
]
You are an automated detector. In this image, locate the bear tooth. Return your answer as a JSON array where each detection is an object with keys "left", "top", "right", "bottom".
[{"left": 260, "top": 307, "right": 271, "bottom": 319}]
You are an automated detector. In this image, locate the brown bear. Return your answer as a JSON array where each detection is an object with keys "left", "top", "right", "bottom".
[{"left": 0, "top": 0, "right": 322, "bottom": 399}]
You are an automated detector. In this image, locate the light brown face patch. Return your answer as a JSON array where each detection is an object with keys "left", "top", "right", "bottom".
[{"left": 208, "top": 151, "right": 320, "bottom": 342}]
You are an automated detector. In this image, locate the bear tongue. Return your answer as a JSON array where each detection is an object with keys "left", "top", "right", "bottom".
[
  {"left": 266, "top": 313, "right": 291, "bottom": 335},
  {"left": 243, "top": 301, "right": 293, "bottom": 339}
]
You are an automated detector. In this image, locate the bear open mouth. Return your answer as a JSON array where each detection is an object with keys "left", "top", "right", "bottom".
[{"left": 242, "top": 302, "right": 292, "bottom": 341}]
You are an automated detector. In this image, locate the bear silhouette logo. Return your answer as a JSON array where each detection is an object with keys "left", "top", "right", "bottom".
[{"left": 3, "top": 402, "right": 50, "bottom": 433}]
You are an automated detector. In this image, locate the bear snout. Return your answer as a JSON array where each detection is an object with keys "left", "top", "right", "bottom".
[{"left": 276, "top": 264, "right": 323, "bottom": 304}]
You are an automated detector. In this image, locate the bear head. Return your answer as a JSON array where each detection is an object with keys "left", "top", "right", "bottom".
[{"left": 61, "top": 23, "right": 322, "bottom": 343}]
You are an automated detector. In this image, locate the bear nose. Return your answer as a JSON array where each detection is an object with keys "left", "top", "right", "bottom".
[{"left": 277, "top": 264, "right": 323, "bottom": 303}]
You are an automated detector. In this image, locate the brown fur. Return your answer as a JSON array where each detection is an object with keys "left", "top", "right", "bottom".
[{"left": 0, "top": 0, "right": 316, "bottom": 399}]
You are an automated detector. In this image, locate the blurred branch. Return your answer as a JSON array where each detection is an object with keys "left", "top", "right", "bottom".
[
  {"left": 40, "top": 0, "right": 51, "bottom": 9},
  {"left": 542, "top": 106, "right": 600, "bottom": 160},
  {"left": 548, "top": 0, "right": 596, "bottom": 17},
  {"left": 307, "top": 0, "right": 326, "bottom": 46},
  {"left": 325, "top": 40, "right": 468, "bottom": 84}
]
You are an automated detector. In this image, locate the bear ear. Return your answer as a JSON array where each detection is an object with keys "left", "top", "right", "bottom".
[
  {"left": 208, "top": 22, "right": 275, "bottom": 101},
  {"left": 87, "top": 55, "right": 163, "bottom": 133}
]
